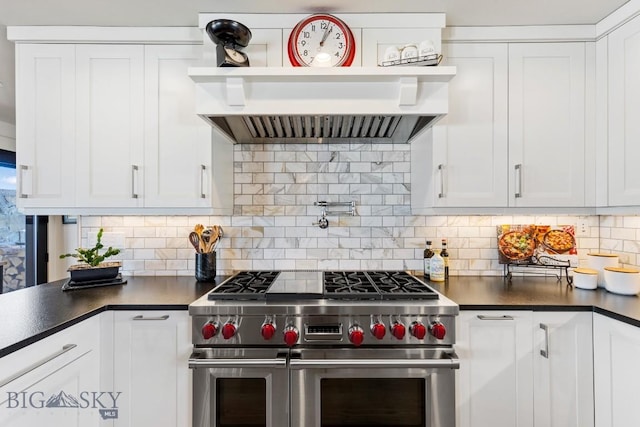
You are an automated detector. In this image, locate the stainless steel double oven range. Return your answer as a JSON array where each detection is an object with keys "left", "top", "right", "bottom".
[{"left": 189, "top": 270, "right": 459, "bottom": 427}]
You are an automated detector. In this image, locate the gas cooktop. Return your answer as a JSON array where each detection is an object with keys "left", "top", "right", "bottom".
[{"left": 207, "top": 270, "right": 439, "bottom": 301}]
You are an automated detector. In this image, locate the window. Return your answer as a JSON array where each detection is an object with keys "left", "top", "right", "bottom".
[{"left": 0, "top": 149, "right": 27, "bottom": 293}]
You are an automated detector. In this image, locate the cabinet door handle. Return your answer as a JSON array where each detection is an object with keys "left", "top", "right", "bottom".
[
  {"left": 18, "top": 165, "right": 29, "bottom": 198},
  {"left": 540, "top": 323, "right": 549, "bottom": 358},
  {"left": 0, "top": 344, "right": 77, "bottom": 388},
  {"left": 132, "top": 315, "right": 170, "bottom": 321},
  {"left": 200, "top": 164, "right": 206, "bottom": 199},
  {"left": 131, "top": 165, "right": 139, "bottom": 199},
  {"left": 514, "top": 164, "right": 522, "bottom": 198},
  {"left": 477, "top": 315, "right": 514, "bottom": 321},
  {"left": 438, "top": 164, "right": 445, "bottom": 198}
]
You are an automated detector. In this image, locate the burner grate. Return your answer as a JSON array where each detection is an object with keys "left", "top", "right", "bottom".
[
  {"left": 323, "top": 271, "right": 439, "bottom": 300},
  {"left": 208, "top": 271, "right": 280, "bottom": 300},
  {"left": 323, "top": 271, "right": 379, "bottom": 299}
]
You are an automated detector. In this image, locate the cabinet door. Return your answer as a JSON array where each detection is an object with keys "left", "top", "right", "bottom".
[
  {"left": 608, "top": 15, "right": 640, "bottom": 206},
  {"left": 509, "top": 43, "right": 586, "bottom": 207},
  {"left": 594, "top": 314, "right": 640, "bottom": 427},
  {"left": 431, "top": 43, "right": 508, "bottom": 208},
  {"left": 456, "top": 311, "right": 534, "bottom": 427},
  {"left": 113, "top": 311, "right": 191, "bottom": 427},
  {"left": 15, "top": 44, "right": 75, "bottom": 210},
  {"left": 533, "top": 312, "right": 594, "bottom": 427},
  {"left": 144, "top": 45, "right": 213, "bottom": 208},
  {"left": 0, "top": 316, "right": 101, "bottom": 427},
  {"left": 75, "top": 45, "right": 144, "bottom": 208}
]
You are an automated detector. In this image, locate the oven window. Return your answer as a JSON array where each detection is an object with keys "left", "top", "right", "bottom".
[
  {"left": 216, "top": 378, "right": 266, "bottom": 426},
  {"left": 321, "top": 378, "right": 425, "bottom": 427}
]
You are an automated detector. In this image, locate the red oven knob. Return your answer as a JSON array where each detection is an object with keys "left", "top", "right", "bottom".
[
  {"left": 221, "top": 322, "right": 237, "bottom": 340},
  {"left": 390, "top": 322, "right": 406, "bottom": 340},
  {"left": 283, "top": 326, "right": 299, "bottom": 347},
  {"left": 261, "top": 322, "right": 277, "bottom": 340},
  {"left": 430, "top": 321, "right": 447, "bottom": 340},
  {"left": 201, "top": 322, "right": 218, "bottom": 340},
  {"left": 349, "top": 325, "right": 365, "bottom": 347},
  {"left": 371, "top": 322, "right": 386, "bottom": 340},
  {"left": 410, "top": 322, "right": 427, "bottom": 340}
]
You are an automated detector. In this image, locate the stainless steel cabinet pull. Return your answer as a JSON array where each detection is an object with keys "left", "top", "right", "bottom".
[
  {"left": 0, "top": 344, "right": 77, "bottom": 388},
  {"left": 289, "top": 357, "right": 459, "bottom": 370},
  {"left": 131, "top": 165, "right": 139, "bottom": 199},
  {"left": 477, "top": 315, "right": 515, "bottom": 320},
  {"left": 438, "top": 164, "right": 445, "bottom": 198},
  {"left": 189, "top": 358, "right": 288, "bottom": 369},
  {"left": 132, "top": 315, "right": 170, "bottom": 321},
  {"left": 514, "top": 164, "right": 522, "bottom": 198},
  {"left": 540, "top": 323, "right": 549, "bottom": 358},
  {"left": 18, "top": 165, "right": 28, "bottom": 198},
  {"left": 200, "top": 164, "right": 206, "bottom": 199}
]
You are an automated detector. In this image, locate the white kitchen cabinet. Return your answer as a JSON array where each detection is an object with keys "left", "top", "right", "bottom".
[
  {"left": 0, "top": 315, "right": 103, "bottom": 427},
  {"left": 14, "top": 44, "right": 76, "bottom": 211},
  {"left": 508, "top": 43, "right": 587, "bottom": 207},
  {"left": 75, "top": 44, "right": 145, "bottom": 208},
  {"left": 593, "top": 313, "right": 640, "bottom": 427},
  {"left": 113, "top": 311, "right": 191, "bottom": 427},
  {"left": 413, "top": 42, "right": 589, "bottom": 212},
  {"left": 456, "top": 311, "right": 534, "bottom": 427},
  {"left": 607, "top": 14, "right": 640, "bottom": 206},
  {"left": 412, "top": 43, "right": 508, "bottom": 210},
  {"left": 144, "top": 45, "right": 215, "bottom": 209},
  {"left": 457, "top": 310, "right": 594, "bottom": 427},
  {"left": 533, "top": 312, "right": 594, "bottom": 427}
]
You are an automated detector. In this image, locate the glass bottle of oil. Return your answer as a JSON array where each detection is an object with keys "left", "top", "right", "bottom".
[
  {"left": 441, "top": 238, "right": 449, "bottom": 280},
  {"left": 423, "top": 240, "right": 434, "bottom": 280},
  {"left": 430, "top": 249, "right": 445, "bottom": 282}
]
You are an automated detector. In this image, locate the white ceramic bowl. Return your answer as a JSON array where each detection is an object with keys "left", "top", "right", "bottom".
[
  {"left": 586, "top": 253, "right": 619, "bottom": 288},
  {"left": 604, "top": 267, "right": 640, "bottom": 296},
  {"left": 572, "top": 267, "right": 598, "bottom": 290}
]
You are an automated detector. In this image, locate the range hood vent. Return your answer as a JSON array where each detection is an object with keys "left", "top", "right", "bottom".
[{"left": 189, "top": 67, "right": 455, "bottom": 144}]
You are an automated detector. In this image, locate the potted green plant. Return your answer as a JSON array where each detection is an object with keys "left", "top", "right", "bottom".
[{"left": 60, "top": 228, "right": 122, "bottom": 282}]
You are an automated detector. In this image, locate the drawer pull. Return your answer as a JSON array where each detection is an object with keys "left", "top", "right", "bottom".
[
  {"left": 540, "top": 323, "right": 549, "bottom": 358},
  {"left": 0, "top": 344, "right": 77, "bottom": 388},
  {"left": 132, "top": 315, "right": 170, "bottom": 321},
  {"left": 477, "top": 315, "right": 515, "bottom": 321}
]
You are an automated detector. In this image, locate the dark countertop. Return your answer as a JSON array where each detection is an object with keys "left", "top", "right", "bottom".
[
  {"left": 2, "top": 274, "right": 640, "bottom": 358},
  {"left": 427, "top": 275, "right": 640, "bottom": 326},
  {"left": 0, "top": 276, "right": 225, "bottom": 358}
]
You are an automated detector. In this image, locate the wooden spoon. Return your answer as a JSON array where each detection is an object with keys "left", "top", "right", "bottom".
[
  {"left": 188, "top": 232, "right": 202, "bottom": 253},
  {"left": 208, "top": 227, "right": 219, "bottom": 252},
  {"left": 212, "top": 226, "right": 223, "bottom": 252}
]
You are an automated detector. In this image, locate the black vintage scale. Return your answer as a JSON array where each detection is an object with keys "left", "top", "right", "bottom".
[{"left": 205, "top": 19, "right": 252, "bottom": 67}]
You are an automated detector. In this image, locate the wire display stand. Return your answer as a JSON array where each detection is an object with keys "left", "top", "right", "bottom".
[{"left": 503, "top": 255, "right": 573, "bottom": 285}]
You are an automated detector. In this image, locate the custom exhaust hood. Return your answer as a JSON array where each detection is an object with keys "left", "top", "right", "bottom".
[{"left": 188, "top": 66, "right": 456, "bottom": 144}]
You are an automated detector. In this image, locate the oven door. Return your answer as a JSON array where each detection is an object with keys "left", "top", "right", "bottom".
[
  {"left": 189, "top": 348, "right": 289, "bottom": 427},
  {"left": 290, "top": 348, "right": 459, "bottom": 427}
]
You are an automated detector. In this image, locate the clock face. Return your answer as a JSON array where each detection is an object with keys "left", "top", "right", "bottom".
[{"left": 288, "top": 14, "right": 355, "bottom": 67}]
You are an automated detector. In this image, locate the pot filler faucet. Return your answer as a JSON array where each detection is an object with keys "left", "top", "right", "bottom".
[{"left": 312, "top": 201, "right": 356, "bottom": 229}]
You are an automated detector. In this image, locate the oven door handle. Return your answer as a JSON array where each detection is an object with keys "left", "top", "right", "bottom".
[
  {"left": 188, "top": 355, "right": 288, "bottom": 369},
  {"left": 289, "top": 354, "right": 459, "bottom": 370}
]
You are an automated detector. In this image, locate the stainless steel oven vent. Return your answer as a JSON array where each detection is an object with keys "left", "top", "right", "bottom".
[{"left": 207, "top": 115, "right": 436, "bottom": 144}]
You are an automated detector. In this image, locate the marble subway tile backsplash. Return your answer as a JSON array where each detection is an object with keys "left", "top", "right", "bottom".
[{"left": 79, "top": 143, "right": 638, "bottom": 277}]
